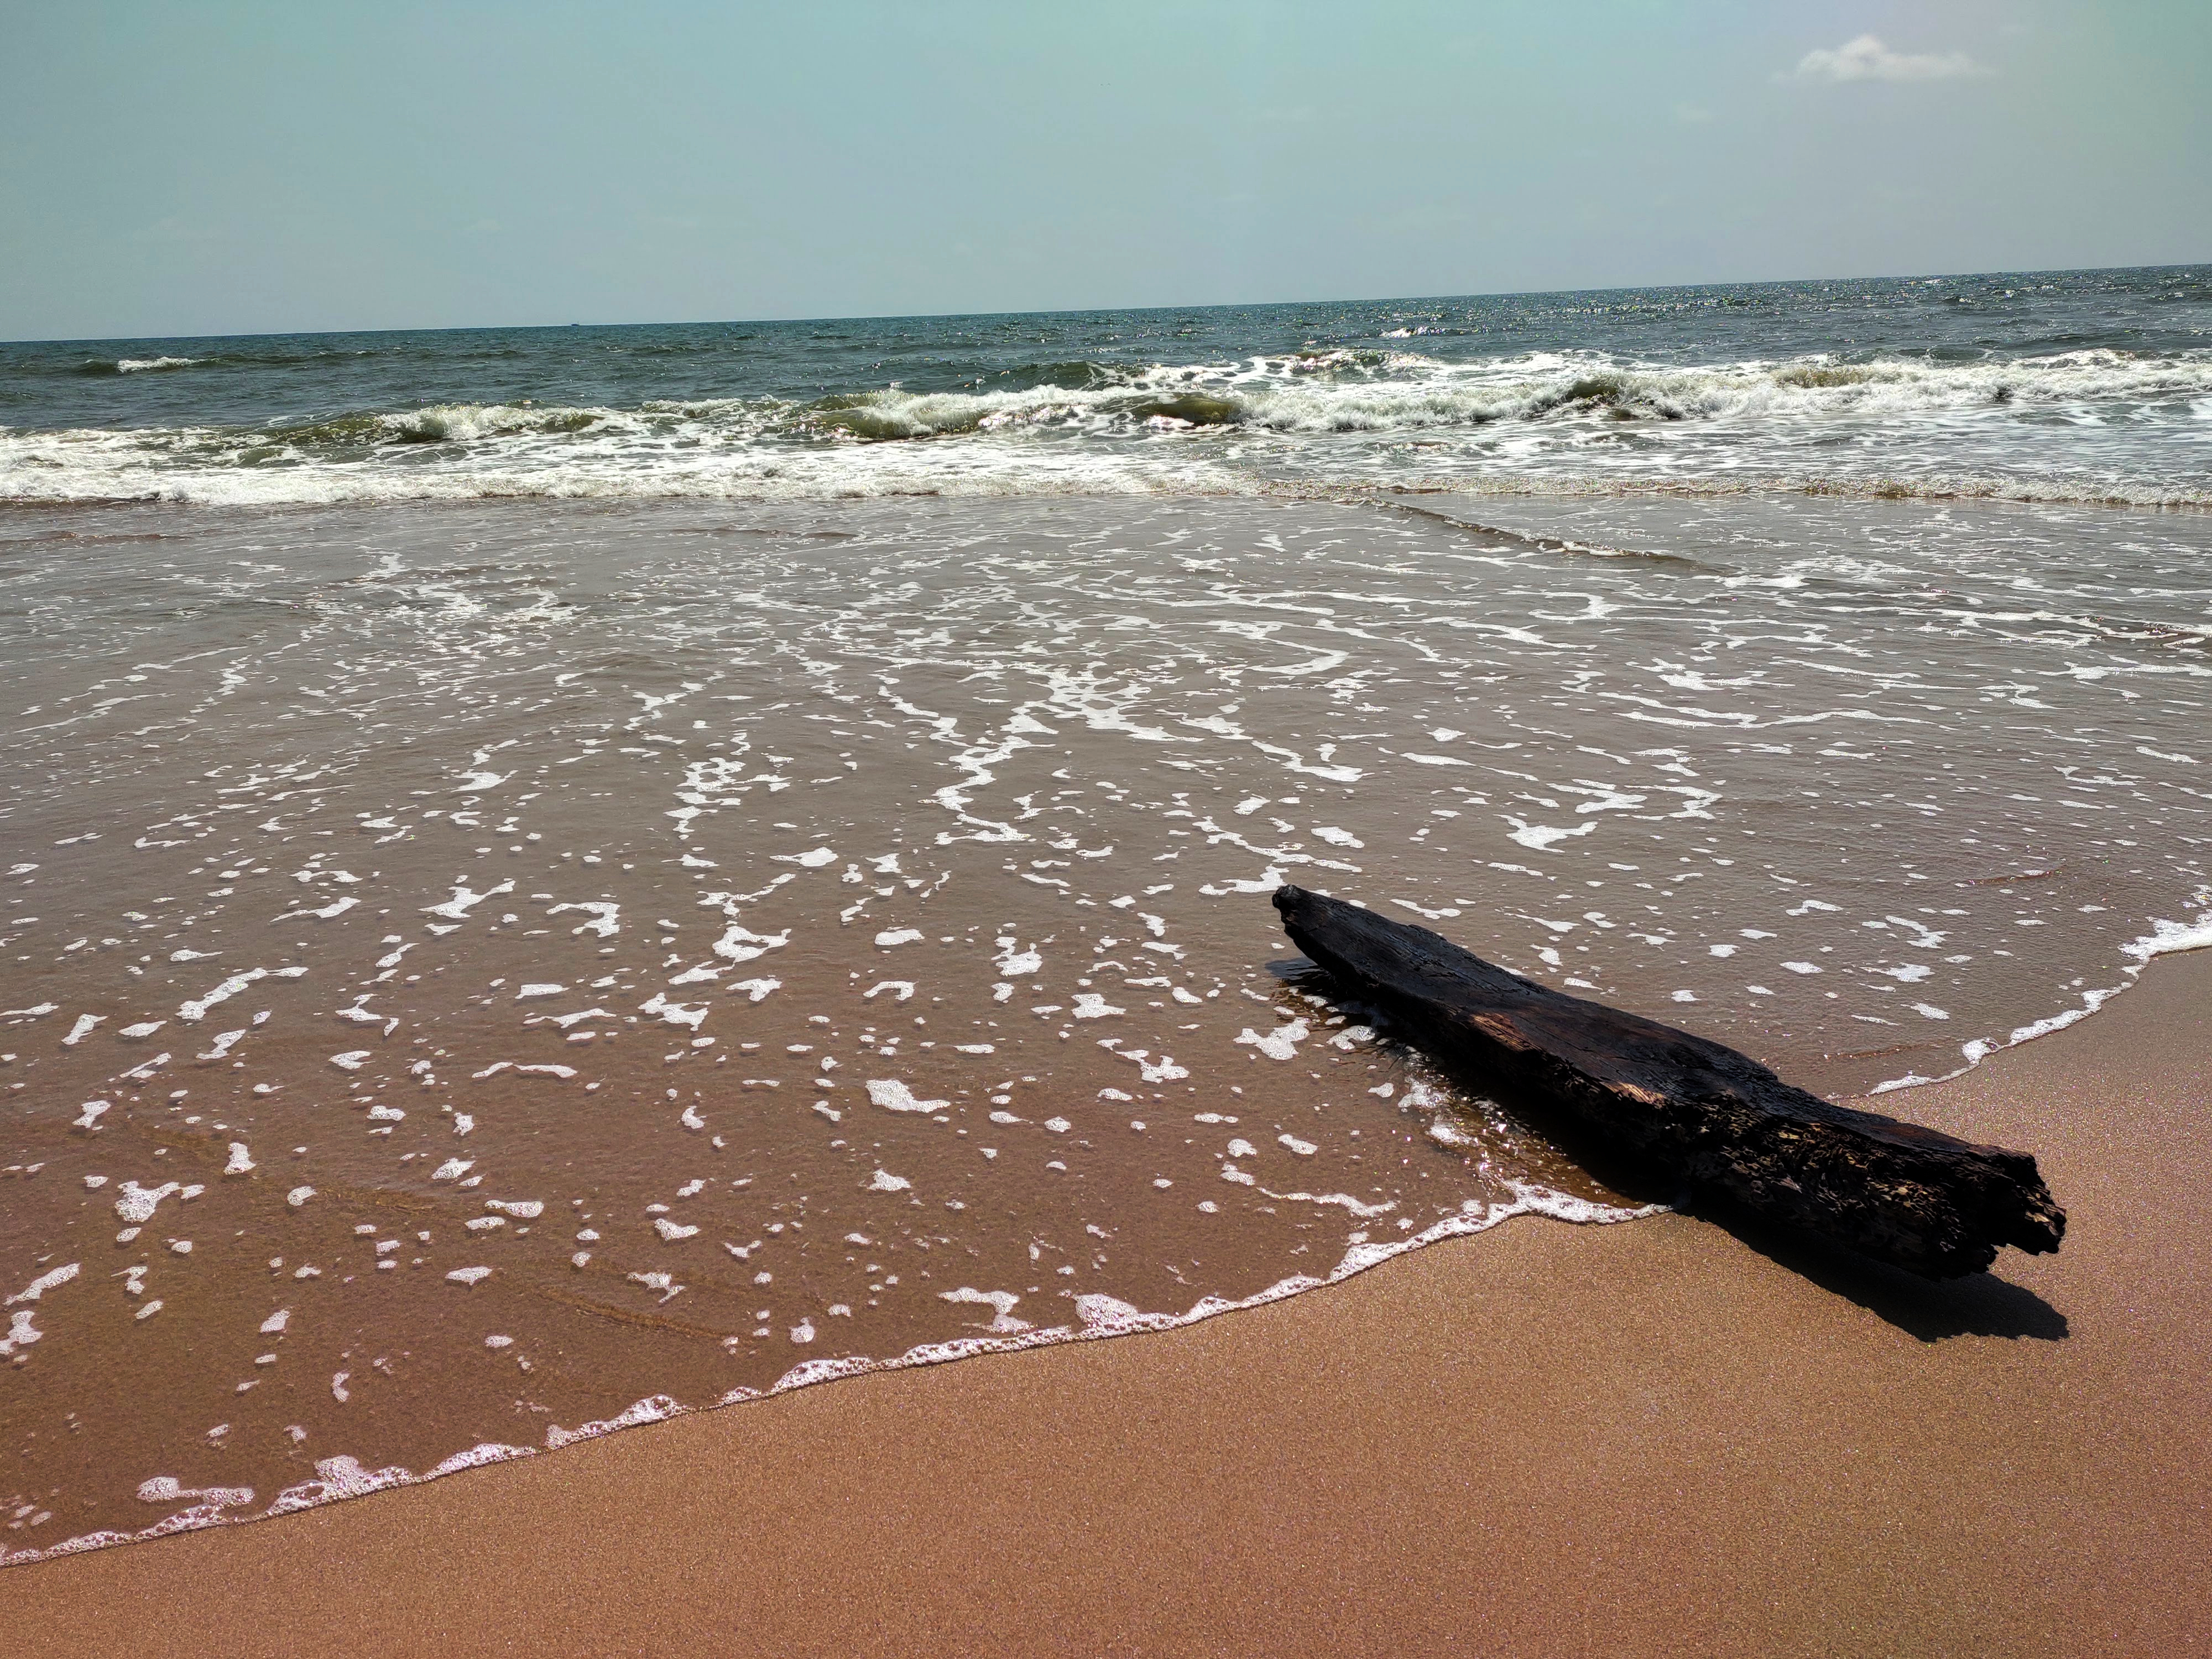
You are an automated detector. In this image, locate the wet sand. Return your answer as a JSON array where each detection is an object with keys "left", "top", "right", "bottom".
[{"left": 13, "top": 943, "right": 2207, "bottom": 1655}]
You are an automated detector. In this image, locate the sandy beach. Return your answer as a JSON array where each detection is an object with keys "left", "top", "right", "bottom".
[{"left": 13, "top": 940, "right": 2205, "bottom": 1656}]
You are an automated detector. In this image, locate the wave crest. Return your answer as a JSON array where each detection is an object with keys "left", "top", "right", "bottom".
[
  {"left": 76, "top": 356, "right": 205, "bottom": 376},
  {"left": 8, "top": 344, "right": 2210, "bottom": 505}
]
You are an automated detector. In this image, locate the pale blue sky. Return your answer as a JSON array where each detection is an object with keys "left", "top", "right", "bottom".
[{"left": 2, "top": 1, "right": 2204, "bottom": 341}]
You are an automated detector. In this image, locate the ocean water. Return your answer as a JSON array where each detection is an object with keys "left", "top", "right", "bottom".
[
  {"left": 4, "top": 267, "right": 2210, "bottom": 507},
  {"left": 4, "top": 268, "right": 2210, "bottom": 1563}
]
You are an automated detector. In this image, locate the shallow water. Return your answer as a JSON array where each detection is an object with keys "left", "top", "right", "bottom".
[{"left": 2, "top": 488, "right": 2208, "bottom": 1558}]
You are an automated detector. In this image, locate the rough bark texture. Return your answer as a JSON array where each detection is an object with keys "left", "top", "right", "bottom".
[{"left": 1275, "top": 885, "right": 2065, "bottom": 1278}]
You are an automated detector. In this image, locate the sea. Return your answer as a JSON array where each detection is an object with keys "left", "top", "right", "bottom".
[{"left": 4, "top": 266, "right": 2210, "bottom": 1561}]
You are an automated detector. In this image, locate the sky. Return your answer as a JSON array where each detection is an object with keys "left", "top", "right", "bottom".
[{"left": 1, "top": 1, "right": 2205, "bottom": 341}]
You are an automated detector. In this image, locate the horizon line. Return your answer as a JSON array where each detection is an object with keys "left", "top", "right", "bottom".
[{"left": 6, "top": 259, "right": 2203, "bottom": 351}]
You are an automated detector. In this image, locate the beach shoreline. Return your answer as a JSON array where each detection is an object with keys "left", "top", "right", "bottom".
[
  {"left": 13, "top": 943, "right": 2206, "bottom": 1656},
  {"left": 11, "top": 481, "right": 2204, "bottom": 1551}
]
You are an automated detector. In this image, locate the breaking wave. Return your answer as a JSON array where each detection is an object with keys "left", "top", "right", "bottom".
[
  {"left": 789, "top": 349, "right": 2212, "bottom": 439},
  {"left": 7, "top": 345, "right": 2210, "bottom": 506},
  {"left": 76, "top": 356, "right": 206, "bottom": 375}
]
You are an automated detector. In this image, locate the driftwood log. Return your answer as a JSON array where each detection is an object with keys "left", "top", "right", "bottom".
[{"left": 1275, "top": 885, "right": 2064, "bottom": 1279}]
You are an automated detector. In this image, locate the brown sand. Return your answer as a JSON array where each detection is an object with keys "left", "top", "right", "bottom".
[{"left": 14, "top": 949, "right": 2210, "bottom": 1657}]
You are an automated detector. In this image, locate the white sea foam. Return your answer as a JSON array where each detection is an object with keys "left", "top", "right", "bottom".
[
  {"left": 865, "top": 1079, "right": 948, "bottom": 1114},
  {"left": 1871, "top": 904, "right": 2212, "bottom": 1094},
  {"left": 6, "top": 1263, "right": 79, "bottom": 1305},
  {"left": 1234, "top": 1018, "right": 1309, "bottom": 1060},
  {"left": 9, "top": 346, "right": 2209, "bottom": 507}
]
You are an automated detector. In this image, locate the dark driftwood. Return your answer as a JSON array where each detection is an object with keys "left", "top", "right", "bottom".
[{"left": 1275, "top": 885, "right": 2064, "bottom": 1279}]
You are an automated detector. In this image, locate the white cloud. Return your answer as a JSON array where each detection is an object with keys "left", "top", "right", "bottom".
[{"left": 1792, "top": 34, "right": 1990, "bottom": 83}]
